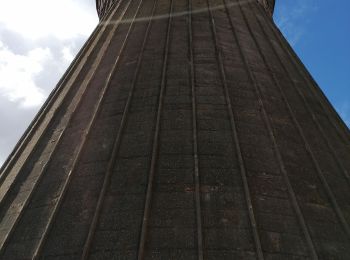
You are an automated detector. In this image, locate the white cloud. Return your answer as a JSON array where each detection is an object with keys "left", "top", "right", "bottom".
[
  {"left": 0, "top": 0, "right": 97, "bottom": 40},
  {"left": 62, "top": 46, "right": 75, "bottom": 63},
  {"left": 0, "top": 41, "right": 50, "bottom": 107},
  {"left": 0, "top": 0, "right": 98, "bottom": 109},
  {"left": 0, "top": 0, "right": 98, "bottom": 165}
]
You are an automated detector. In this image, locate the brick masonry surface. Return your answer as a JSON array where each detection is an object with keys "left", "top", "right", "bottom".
[{"left": 0, "top": 0, "right": 349, "bottom": 259}]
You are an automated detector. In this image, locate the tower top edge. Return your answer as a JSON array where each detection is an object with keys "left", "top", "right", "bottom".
[
  {"left": 95, "top": 0, "right": 275, "bottom": 20},
  {"left": 96, "top": 0, "right": 118, "bottom": 20},
  {"left": 258, "top": 0, "right": 276, "bottom": 16}
]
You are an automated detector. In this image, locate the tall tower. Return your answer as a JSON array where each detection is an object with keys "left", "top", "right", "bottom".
[{"left": 0, "top": 0, "right": 349, "bottom": 258}]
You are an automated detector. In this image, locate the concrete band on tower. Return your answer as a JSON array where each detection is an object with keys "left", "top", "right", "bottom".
[{"left": 97, "top": 0, "right": 275, "bottom": 19}]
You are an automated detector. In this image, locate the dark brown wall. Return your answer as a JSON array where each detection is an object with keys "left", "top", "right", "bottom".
[
  {"left": 0, "top": 0, "right": 349, "bottom": 259},
  {"left": 258, "top": 0, "right": 275, "bottom": 16},
  {"left": 96, "top": 0, "right": 119, "bottom": 19}
]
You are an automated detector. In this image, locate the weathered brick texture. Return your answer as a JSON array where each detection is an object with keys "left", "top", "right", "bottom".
[{"left": 0, "top": 0, "right": 349, "bottom": 259}]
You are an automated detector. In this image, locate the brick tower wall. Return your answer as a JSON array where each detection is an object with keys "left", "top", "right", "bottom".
[{"left": 0, "top": 0, "right": 349, "bottom": 259}]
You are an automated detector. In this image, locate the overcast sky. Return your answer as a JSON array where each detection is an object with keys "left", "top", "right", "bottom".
[
  {"left": 0, "top": 0, "right": 349, "bottom": 166},
  {"left": 0, "top": 0, "right": 98, "bottom": 165}
]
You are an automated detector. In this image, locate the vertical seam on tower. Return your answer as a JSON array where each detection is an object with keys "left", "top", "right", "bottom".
[
  {"left": 255, "top": 0, "right": 273, "bottom": 17},
  {"left": 230, "top": 0, "right": 319, "bottom": 258},
  {"left": 242, "top": 0, "right": 350, "bottom": 239},
  {"left": 100, "top": 1, "right": 119, "bottom": 21},
  {"left": 0, "top": 1, "right": 123, "bottom": 226},
  {"left": 137, "top": 0, "right": 173, "bottom": 258},
  {"left": 0, "top": 24, "right": 100, "bottom": 203},
  {"left": 188, "top": 0, "right": 204, "bottom": 258},
  {"left": 0, "top": 0, "right": 121, "bottom": 195},
  {"left": 251, "top": 3, "right": 350, "bottom": 187},
  {"left": 0, "top": 23, "right": 99, "bottom": 182},
  {"left": 30, "top": 0, "right": 138, "bottom": 257},
  {"left": 265, "top": 7, "right": 350, "bottom": 143},
  {"left": 243, "top": 0, "right": 350, "bottom": 239},
  {"left": 242, "top": 0, "right": 350, "bottom": 241},
  {"left": 0, "top": 0, "right": 125, "bottom": 256},
  {"left": 0, "top": 0, "right": 121, "bottom": 201},
  {"left": 80, "top": 0, "right": 159, "bottom": 257},
  {"left": 207, "top": 0, "right": 264, "bottom": 259}
]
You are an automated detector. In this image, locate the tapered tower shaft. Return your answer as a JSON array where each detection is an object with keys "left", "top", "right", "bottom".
[{"left": 0, "top": 0, "right": 349, "bottom": 259}]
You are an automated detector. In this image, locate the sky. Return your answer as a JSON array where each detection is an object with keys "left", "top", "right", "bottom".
[
  {"left": 0, "top": 0, "right": 349, "bottom": 165},
  {"left": 274, "top": 0, "right": 350, "bottom": 127}
]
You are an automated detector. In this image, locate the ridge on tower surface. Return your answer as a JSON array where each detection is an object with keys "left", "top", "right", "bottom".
[
  {"left": 96, "top": 0, "right": 120, "bottom": 19},
  {"left": 258, "top": 0, "right": 275, "bottom": 16},
  {"left": 0, "top": 0, "right": 349, "bottom": 259}
]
